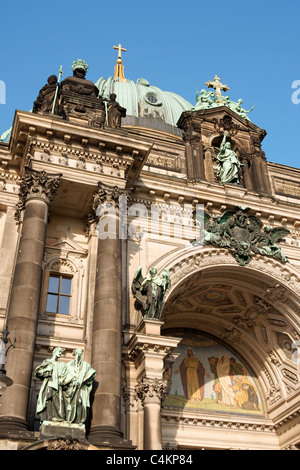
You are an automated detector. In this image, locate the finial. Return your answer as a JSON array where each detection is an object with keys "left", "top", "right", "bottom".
[
  {"left": 113, "top": 44, "right": 126, "bottom": 82},
  {"left": 205, "top": 75, "right": 229, "bottom": 104},
  {"left": 72, "top": 59, "right": 89, "bottom": 73}
]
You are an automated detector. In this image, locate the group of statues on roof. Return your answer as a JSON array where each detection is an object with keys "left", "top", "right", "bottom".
[
  {"left": 192, "top": 89, "right": 254, "bottom": 120},
  {"left": 33, "top": 59, "right": 126, "bottom": 129},
  {"left": 191, "top": 75, "right": 254, "bottom": 121}
]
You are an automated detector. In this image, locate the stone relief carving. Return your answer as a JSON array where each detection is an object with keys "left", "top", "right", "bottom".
[{"left": 193, "top": 206, "right": 290, "bottom": 266}]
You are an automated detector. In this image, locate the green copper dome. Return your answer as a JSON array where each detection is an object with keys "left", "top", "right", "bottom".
[{"left": 95, "top": 76, "right": 193, "bottom": 134}]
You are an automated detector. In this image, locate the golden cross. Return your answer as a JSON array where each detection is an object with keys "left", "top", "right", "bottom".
[
  {"left": 205, "top": 75, "right": 229, "bottom": 101},
  {"left": 113, "top": 44, "right": 126, "bottom": 60}
]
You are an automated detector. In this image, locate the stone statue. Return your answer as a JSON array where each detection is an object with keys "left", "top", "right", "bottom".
[
  {"left": 214, "top": 132, "right": 244, "bottom": 185},
  {"left": 33, "top": 75, "right": 58, "bottom": 114},
  {"left": 192, "top": 89, "right": 215, "bottom": 110},
  {"left": 131, "top": 266, "right": 170, "bottom": 319},
  {"left": 226, "top": 98, "right": 255, "bottom": 121},
  {"left": 35, "top": 347, "right": 68, "bottom": 423},
  {"left": 106, "top": 93, "right": 126, "bottom": 128},
  {"left": 63, "top": 349, "right": 96, "bottom": 424},
  {"left": 35, "top": 348, "right": 96, "bottom": 426}
]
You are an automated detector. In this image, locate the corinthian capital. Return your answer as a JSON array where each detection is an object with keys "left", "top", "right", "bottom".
[
  {"left": 135, "top": 378, "right": 167, "bottom": 406},
  {"left": 92, "top": 182, "right": 123, "bottom": 212},
  {"left": 84, "top": 181, "right": 132, "bottom": 234},
  {"left": 15, "top": 167, "right": 62, "bottom": 222}
]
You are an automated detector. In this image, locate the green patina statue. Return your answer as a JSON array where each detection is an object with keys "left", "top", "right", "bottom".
[
  {"left": 214, "top": 132, "right": 244, "bottom": 185},
  {"left": 226, "top": 98, "right": 255, "bottom": 121},
  {"left": 191, "top": 75, "right": 255, "bottom": 121},
  {"left": 192, "top": 89, "right": 215, "bottom": 110},
  {"left": 193, "top": 206, "right": 290, "bottom": 266},
  {"left": 35, "top": 348, "right": 96, "bottom": 427},
  {"left": 131, "top": 266, "right": 170, "bottom": 319}
]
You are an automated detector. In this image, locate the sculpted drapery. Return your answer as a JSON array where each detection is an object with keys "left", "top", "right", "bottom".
[{"left": 35, "top": 348, "right": 96, "bottom": 425}]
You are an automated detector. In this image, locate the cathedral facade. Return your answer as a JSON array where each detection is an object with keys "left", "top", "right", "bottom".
[{"left": 0, "top": 54, "right": 299, "bottom": 450}]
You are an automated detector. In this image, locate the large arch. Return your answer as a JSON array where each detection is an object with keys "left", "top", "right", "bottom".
[{"left": 156, "top": 246, "right": 300, "bottom": 450}]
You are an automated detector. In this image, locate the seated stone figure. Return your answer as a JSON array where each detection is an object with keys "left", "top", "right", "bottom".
[{"left": 33, "top": 75, "right": 58, "bottom": 114}]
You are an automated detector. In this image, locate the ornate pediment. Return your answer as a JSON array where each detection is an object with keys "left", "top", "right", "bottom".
[{"left": 46, "top": 237, "right": 87, "bottom": 257}]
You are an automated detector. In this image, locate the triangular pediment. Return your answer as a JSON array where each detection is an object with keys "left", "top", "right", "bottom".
[
  {"left": 46, "top": 237, "right": 87, "bottom": 256},
  {"left": 177, "top": 106, "right": 266, "bottom": 139},
  {"left": 197, "top": 106, "right": 263, "bottom": 131}
]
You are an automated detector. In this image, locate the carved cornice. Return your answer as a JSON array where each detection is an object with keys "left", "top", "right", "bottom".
[
  {"left": 29, "top": 139, "right": 132, "bottom": 170},
  {"left": 162, "top": 412, "right": 275, "bottom": 433},
  {"left": 128, "top": 342, "right": 174, "bottom": 363},
  {"left": 15, "top": 166, "right": 62, "bottom": 222}
]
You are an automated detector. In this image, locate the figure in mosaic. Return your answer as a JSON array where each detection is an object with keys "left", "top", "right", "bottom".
[{"left": 174, "top": 349, "right": 210, "bottom": 401}]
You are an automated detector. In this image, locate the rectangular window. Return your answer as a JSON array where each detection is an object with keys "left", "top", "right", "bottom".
[{"left": 46, "top": 274, "right": 72, "bottom": 315}]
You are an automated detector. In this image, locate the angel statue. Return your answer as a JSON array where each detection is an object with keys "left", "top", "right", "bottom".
[
  {"left": 131, "top": 266, "right": 170, "bottom": 320},
  {"left": 226, "top": 98, "right": 255, "bottom": 121},
  {"left": 250, "top": 225, "right": 290, "bottom": 263},
  {"left": 192, "top": 89, "right": 215, "bottom": 111}
]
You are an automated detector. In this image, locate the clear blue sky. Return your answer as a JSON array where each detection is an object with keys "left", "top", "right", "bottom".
[{"left": 1, "top": 0, "right": 300, "bottom": 168}]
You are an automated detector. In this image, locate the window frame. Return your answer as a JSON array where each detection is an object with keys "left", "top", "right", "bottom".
[{"left": 45, "top": 273, "right": 72, "bottom": 316}]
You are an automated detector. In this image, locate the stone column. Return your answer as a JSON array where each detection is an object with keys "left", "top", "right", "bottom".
[
  {"left": 204, "top": 146, "right": 216, "bottom": 183},
  {"left": 251, "top": 151, "right": 271, "bottom": 195},
  {"left": 88, "top": 183, "right": 128, "bottom": 445},
  {"left": 0, "top": 206, "right": 19, "bottom": 317},
  {"left": 0, "top": 167, "right": 61, "bottom": 430},
  {"left": 127, "top": 319, "right": 180, "bottom": 450},
  {"left": 136, "top": 378, "right": 166, "bottom": 450},
  {"left": 241, "top": 156, "right": 254, "bottom": 191},
  {"left": 177, "top": 112, "right": 205, "bottom": 182}
]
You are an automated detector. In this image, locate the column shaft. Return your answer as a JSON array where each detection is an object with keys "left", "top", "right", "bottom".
[
  {"left": 144, "top": 402, "right": 162, "bottom": 450},
  {"left": 0, "top": 198, "right": 48, "bottom": 428},
  {"left": 89, "top": 213, "right": 123, "bottom": 443}
]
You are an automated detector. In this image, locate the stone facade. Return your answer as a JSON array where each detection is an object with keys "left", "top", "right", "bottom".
[{"left": 0, "top": 73, "right": 299, "bottom": 451}]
